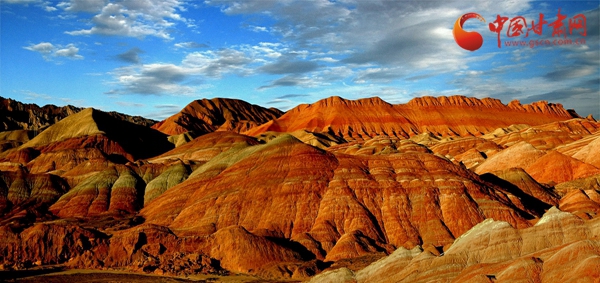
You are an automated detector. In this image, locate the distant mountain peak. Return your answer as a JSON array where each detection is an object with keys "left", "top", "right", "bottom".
[
  {"left": 245, "top": 95, "right": 579, "bottom": 140},
  {"left": 152, "top": 97, "right": 283, "bottom": 136}
]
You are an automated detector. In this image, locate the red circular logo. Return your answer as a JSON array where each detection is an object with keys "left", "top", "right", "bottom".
[{"left": 453, "top": 13, "right": 486, "bottom": 51}]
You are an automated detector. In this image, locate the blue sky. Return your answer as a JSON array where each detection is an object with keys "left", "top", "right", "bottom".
[{"left": 1, "top": 0, "right": 598, "bottom": 120}]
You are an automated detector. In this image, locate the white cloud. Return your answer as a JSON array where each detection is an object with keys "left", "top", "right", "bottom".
[
  {"left": 24, "top": 42, "right": 54, "bottom": 54},
  {"left": 23, "top": 42, "right": 83, "bottom": 60},
  {"left": 3, "top": 0, "right": 62, "bottom": 12},
  {"left": 2, "top": 0, "right": 40, "bottom": 4},
  {"left": 145, "top": 104, "right": 183, "bottom": 120},
  {"left": 205, "top": 0, "right": 535, "bottom": 85},
  {"left": 59, "top": 97, "right": 85, "bottom": 106},
  {"left": 182, "top": 48, "right": 253, "bottom": 77},
  {"left": 266, "top": 98, "right": 292, "bottom": 104},
  {"left": 107, "top": 44, "right": 270, "bottom": 95},
  {"left": 174, "top": 41, "right": 209, "bottom": 49},
  {"left": 55, "top": 44, "right": 83, "bottom": 59},
  {"left": 107, "top": 42, "right": 303, "bottom": 95},
  {"left": 65, "top": 0, "right": 186, "bottom": 40},
  {"left": 107, "top": 64, "right": 197, "bottom": 95},
  {"left": 259, "top": 58, "right": 319, "bottom": 75},
  {"left": 116, "top": 47, "right": 144, "bottom": 64},
  {"left": 249, "top": 25, "right": 268, "bottom": 32},
  {"left": 58, "top": 0, "right": 106, "bottom": 13},
  {"left": 16, "top": 90, "right": 52, "bottom": 100},
  {"left": 258, "top": 75, "right": 319, "bottom": 90},
  {"left": 115, "top": 101, "right": 145, "bottom": 108}
]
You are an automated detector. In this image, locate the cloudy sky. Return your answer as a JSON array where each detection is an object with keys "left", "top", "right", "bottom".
[{"left": 1, "top": 0, "right": 598, "bottom": 120}]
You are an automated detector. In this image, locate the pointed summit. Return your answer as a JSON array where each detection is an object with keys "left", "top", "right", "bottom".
[
  {"left": 19, "top": 108, "right": 172, "bottom": 161},
  {"left": 152, "top": 98, "right": 283, "bottom": 136}
]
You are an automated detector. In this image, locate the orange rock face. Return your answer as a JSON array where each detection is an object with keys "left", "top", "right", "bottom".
[
  {"left": 311, "top": 207, "right": 600, "bottom": 283},
  {"left": 151, "top": 98, "right": 283, "bottom": 136},
  {"left": 245, "top": 95, "right": 578, "bottom": 140},
  {"left": 560, "top": 131, "right": 600, "bottom": 168},
  {"left": 476, "top": 122, "right": 600, "bottom": 186},
  {"left": 141, "top": 135, "right": 540, "bottom": 271},
  {"left": 526, "top": 150, "right": 600, "bottom": 185},
  {"left": 475, "top": 141, "right": 547, "bottom": 174}
]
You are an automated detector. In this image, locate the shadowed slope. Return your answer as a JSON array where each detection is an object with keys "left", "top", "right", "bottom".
[
  {"left": 484, "top": 168, "right": 559, "bottom": 207},
  {"left": 0, "top": 130, "right": 34, "bottom": 152},
  {"left": 557, "top": 177, "right": 600, "bottom": 219},
  {"left": 19, "top": 108, "right": 104, "bottom": 149},
  {"left": 19, "top": 108, "right": 172, "bottom": 161},
  {"left": 0, "top": 109, "right": 175, "bottom": 218}
]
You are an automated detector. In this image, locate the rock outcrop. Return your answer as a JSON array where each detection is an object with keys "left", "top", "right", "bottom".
[
  {"left": 559, "top": 131, "right": 600, "bottom": 168},
  {"left": 0, "top": 169, "right": 69, "bottom": 216},
  {"left": 475, "top": 141, "right": 546, "bottom": 175}
]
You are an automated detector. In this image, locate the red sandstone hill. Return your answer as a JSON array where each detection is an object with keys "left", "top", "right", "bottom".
[
  {"left": 151, "top": 98, "right": 283, "bottom": 136},
  {"left": 0, "top": 108, "right": 174, "bottom": 219},
  {"left": 138, "top": 135, "right": 545, "bottom": 275},
  {"left": 310, "top": 207, "right": 600, "bottom": 282},
  {"left": 2, "top": 108, "right": 173, "bottom": 162},
  {"left": 0, "top": 108, "right": 174, "bottom": 189},
  {"left": 244, "top": 95, "right": 578, "bottom": 140},
  {"left": 1, "top": 96, "right": 600, "bottom": 281}
]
